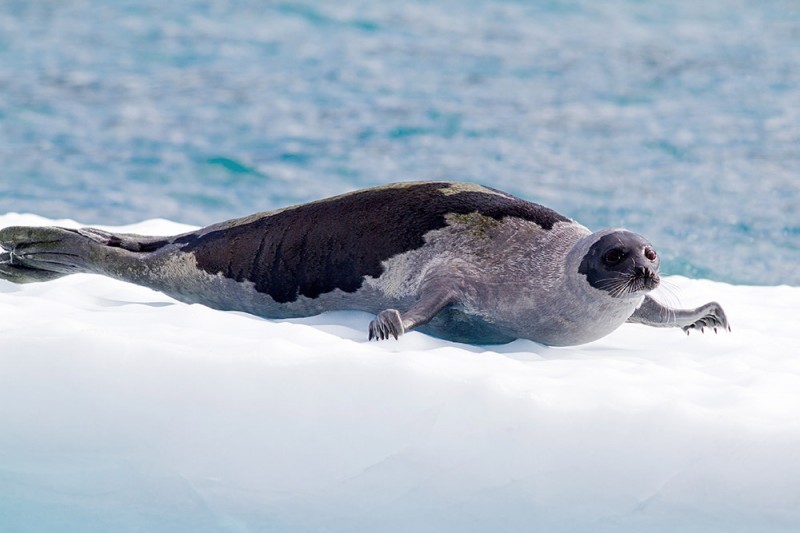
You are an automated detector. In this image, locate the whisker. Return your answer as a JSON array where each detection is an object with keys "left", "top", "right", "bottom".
[{"left": 595, "top": 277, "right": 631, "bottom": 298}]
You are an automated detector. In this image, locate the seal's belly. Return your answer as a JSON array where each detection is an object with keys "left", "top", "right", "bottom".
[
  {"left": 520, "top": 297, "right": 641, "bottom": 346},
  {"left": 417, "top": 307, "right": 517, "bottom": 345}
]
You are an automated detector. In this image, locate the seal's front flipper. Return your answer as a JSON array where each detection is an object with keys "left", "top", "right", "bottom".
[
  {"left": 369, "top": 309, "right": 404, "bottom": 340},
  {"left": 678, "top": 302, "right": 731, "bottom": 334},
  {"left": 368, "top": 285, "right": 458, "bottom": 341},
  {"left": 627, "top": 295, "right": 731, "bottom": 334}
]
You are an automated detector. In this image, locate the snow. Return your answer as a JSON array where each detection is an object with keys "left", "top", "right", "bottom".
[{"left": 1, "top": 213, "right": 799, "bottom": 532}]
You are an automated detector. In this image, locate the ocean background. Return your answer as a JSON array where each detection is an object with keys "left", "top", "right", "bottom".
[{"left": 0, "top": 1, "right": 798, "bottom": 286}]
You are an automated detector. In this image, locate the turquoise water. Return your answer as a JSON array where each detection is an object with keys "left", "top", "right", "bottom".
[{"left": 0, "top": 1, "right": 798, "bottom": 285}]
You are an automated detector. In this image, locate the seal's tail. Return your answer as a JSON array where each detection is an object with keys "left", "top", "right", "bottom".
[{"left": 0, "top": 226, "right": 171, "bottom": 284}]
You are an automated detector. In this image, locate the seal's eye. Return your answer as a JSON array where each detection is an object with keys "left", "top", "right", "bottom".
[
  {"left": 644, "top": 248, "right": 657, "bottom": 261},
  {"left": 603, "top": 249, "right": 624, "bottom": 265}
]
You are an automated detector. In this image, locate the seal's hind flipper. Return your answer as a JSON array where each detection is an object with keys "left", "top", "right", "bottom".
[
  {"left": 0, "top": 226, "right": 102, "bottom": 283},
  {"left": 0, "top": 250, "right": 68, "bottom": 283},
  {"left": 0, "top": 225, "right": 176, "bottom": 286},
  {"left": 76, "top": 228, "right": 172, "bottom": 253}
]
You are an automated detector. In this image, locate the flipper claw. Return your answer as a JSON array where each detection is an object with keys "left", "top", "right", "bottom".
[{"left": 368, "top": 309, "right": 404, "bottom": 341}]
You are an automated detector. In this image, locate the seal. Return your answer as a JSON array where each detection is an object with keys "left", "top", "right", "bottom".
[{"left": 0, "top": 181, "right": 729, "bottom": 346}]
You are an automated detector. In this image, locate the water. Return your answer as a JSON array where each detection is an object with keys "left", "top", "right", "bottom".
[{"left": 0, "top": 0, "right": 798, "bottom": 286}]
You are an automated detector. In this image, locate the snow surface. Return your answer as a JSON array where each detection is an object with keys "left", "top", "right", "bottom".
[{"left": 1, "top": 213, "right": 799, "bottom": 532}]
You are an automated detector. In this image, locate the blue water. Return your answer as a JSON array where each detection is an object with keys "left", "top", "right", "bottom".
[{"left": 0, "top": 1, "right": 798, "bottom": 286}]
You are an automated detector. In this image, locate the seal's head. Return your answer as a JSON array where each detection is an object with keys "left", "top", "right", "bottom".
[{"left": 577, "top": 230, "right": 660, "bottom": 298}]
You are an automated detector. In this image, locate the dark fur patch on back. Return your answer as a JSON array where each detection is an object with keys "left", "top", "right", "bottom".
[{"left": 176, "top": 182, "right": 570, "bottom": 303}]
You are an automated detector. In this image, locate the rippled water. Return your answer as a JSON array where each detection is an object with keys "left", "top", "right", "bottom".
[{"left": 0, "top": 0, "right": 798, "bottom": 285}]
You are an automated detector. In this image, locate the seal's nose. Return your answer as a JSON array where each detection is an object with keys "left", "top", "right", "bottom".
[{"left": 634, "top": 265, "right": 660, "bottom": 290}]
